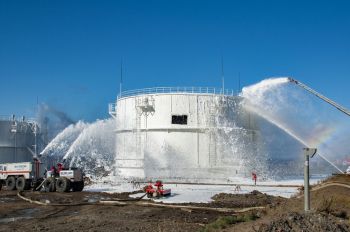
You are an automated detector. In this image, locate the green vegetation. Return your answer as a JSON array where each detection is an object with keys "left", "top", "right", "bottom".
[{"left": 200, "top": 212, "right": 258, "bottom": 232}]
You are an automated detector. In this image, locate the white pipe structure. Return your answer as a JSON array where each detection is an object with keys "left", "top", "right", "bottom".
[{"left": 303, "top": 147, "right": 317, "bottom": 212}]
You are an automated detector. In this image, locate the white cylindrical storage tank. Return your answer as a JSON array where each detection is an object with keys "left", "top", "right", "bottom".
[{"left": 111, "top": 87, "right": 260, "bottom": 181}]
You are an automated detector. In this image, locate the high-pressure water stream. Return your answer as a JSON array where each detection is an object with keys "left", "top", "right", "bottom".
[
  {"left": 241, "top": 77, "right": 346, "bottom": 174},
  {"left": 40, "top": 78, "right": 349, "bottom": 179}
]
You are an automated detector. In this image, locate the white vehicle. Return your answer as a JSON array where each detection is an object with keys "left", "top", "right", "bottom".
[
  {"left": 44, "top": 168, "right": 84, "bottom": 192},
  {"left": 0, "top": 159, "right": 45, "bottom": 191},
  {"left": 0, "top": 160, "right": 84, "bottom": 192}
]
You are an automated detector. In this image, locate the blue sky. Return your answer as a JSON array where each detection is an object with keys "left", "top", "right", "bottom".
[{"left": 1, "top": 0, "right": 350, "bottom": 121}]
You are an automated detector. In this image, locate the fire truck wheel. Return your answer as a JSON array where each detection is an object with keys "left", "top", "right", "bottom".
[
  {"left": 147, "top": 193, "right": 152, "bottom": 198},
  {"left": 72, "top": 181, "right": 84, "bottom": 192},
  {"left": 44, "top": 177, "right": 56, "bottom": 192},
  {"left": 0, "top": 181, "right": 2, "bottom": 191},
  {"left": 56, "top": 177, "right": 71, "bottom": 192},
  {"left": 6, "top": 176, "right": 16, "bottom": 191},
  {"left": 31, "top": 180, "right": 40, "bottom": 190},
  {"left": 16, "top": 177, "right": 29, "bottom": 191}
]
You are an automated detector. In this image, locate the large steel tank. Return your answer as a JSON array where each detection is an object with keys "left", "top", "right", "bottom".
[
  {"left": 0, "top": 115, "right": 39, "bottom": 163},
  {"left": 109, "top": 87, "right": 260, "bottom": 180}
]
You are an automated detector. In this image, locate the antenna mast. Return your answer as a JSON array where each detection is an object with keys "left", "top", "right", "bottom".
[
  {"left": 238, "top": 72, "right": 241, "bottom": 93},
  {"left": 119, "top": 59, "right": 123, "bottom": 97},
  {"left": 34, "top": 96, "right": 38, "bottom": 158},
  {"left": 221, "top": 55, "right": 224, "bottom": 95}
]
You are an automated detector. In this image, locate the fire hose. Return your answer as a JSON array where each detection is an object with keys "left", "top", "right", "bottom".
[
  {"left": 17, "top": 191, "right": 146, "bottom": 206},
  {"left": 16, "top": 191, "right": 264, "bottom": 213}
]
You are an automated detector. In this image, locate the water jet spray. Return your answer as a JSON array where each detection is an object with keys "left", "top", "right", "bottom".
[
  {"left": 288, "top": 78, "right": 349, "bottom": 173},
  {"left": 242, "top": 77, "right": 348, "bottom": 175}
]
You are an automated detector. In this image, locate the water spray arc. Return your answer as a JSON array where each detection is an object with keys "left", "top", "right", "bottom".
[
  {"left": 242, "top": 77, "right": 348, "bottom": 174},
  {"left": 39, "top": 77, "right": 349, "bottom": 180},
  {"left": 288, "top": 78, "right": 349, "bottom": 173},
  {"left": 288, "top": 78, "right": 350, "bottom": 117}
]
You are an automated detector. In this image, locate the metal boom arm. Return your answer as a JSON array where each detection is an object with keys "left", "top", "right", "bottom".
[{"left": 288, "top": 78, "right": 350, "bottom": 117}]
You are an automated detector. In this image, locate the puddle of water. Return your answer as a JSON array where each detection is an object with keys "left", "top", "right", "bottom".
[
  {"left": 0, "top": 208, "right": 39, "bottom": 224},
  {"left": 54, "top": 210, "right": 79, "bottom": 217},
  {"left": 0, "top": 197, "right": 16, "bottom": 203},
  {"left": 83, "top": 195, "right": 111, "bottom": 203},
  {"left": 17, "top": 208, "right": 39, "bottom": 215},
  {"left": 87, "top": 198, "right": 98, "bottom": 203},
  {"left": 0, "top": 216, "right": 33, "bottom": 223}
]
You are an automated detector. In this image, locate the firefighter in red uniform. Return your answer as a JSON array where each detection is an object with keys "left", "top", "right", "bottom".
[
  {"left": 252, "top": 172, "right": 257, "bottom": 186},
  {"left": 57, "top": 163, "right": 64, "bottom": 173},
  {"left": 155, "top": 180, "right": 163, "bottom": 191},
  {"left": 50, "top": 165, "right": 58, "bottom": 177}
]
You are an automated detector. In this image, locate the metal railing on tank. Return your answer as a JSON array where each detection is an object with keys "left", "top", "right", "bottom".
[
  {"left": 117, "top": 87, "right": 236, "bottom": 99},
  {"left": 0, "top": 115, "right": 37, "bottom": 122},
  {"left": 0, "top": 115, "right": 12, "bottom": 121}
]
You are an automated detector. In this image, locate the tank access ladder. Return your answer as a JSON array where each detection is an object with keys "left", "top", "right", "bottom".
[
  {"left": 134, "top": 96, "right": 155, "bottom": 157},
  {"left": 208, "top": 96, "right": 217, "bottom": 167},
  {"left": 108, "top": 103, "right": 117, "bottom": 118}
]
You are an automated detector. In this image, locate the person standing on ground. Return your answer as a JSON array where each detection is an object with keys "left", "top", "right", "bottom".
[{"left": 252, "top": 172, "right": 257, "bottom": 185}]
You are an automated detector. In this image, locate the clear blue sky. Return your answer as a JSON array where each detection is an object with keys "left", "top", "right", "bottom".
[{"left": 1, "top": 0, "right": 350, "bottom": 121}]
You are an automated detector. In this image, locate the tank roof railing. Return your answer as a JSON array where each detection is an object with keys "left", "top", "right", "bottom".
[
  {"left": 0, "top": 115, "right": 37, "bottom": 124},
  {"left": 0, "top": 115, "right": 12, "bottom": 121},
  {"left": 117, "top": 87, "right": 237, "bottom": 99}
]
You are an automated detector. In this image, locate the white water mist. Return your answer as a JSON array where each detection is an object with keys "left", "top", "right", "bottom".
[
  {"left": 41, "top": 119, "right": 115, "bottom": 179},
  {"left": 241, "top": 77, "right": 350, "bottom": 174}
]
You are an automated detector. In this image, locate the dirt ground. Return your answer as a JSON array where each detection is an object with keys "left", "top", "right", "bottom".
[
  {"left": 226, "top": 174, "right": 350, "bottom": 232},
  {"left": 0, "top": 190, "right": 229, "bottom": 232},
  {"left": 0, "top": 175, "right": 349, "bottom": 232}
]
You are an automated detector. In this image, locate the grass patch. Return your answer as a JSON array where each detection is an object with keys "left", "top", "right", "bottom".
[
  {"left": 200, "top": 212, "right": 258, "bottom": 232},
  {"left": 316, "top": 196, "right": 335, "bottom": 214}
]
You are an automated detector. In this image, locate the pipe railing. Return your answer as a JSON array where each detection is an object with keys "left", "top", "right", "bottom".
[
  {"left": 0, "top": 115, "right": 13, "bottom": 121},
  {"left": 0, "top": 115, "right": 37, "bottom": 124},
  {"left": 117, "top": 87, "right": 236, "bottom": 99}
]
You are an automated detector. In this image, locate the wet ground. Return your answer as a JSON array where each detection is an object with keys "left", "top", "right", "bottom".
[
  {"left": 0, "top": 175, "right": 349, "bottom": 232},
  {"left": 0, "top": 190, "right": 233, "bottom": 232}
]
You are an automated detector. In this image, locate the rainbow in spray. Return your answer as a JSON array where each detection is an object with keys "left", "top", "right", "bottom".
[{"left": 241, "top": 77, "right": 350, "bottom": 173}]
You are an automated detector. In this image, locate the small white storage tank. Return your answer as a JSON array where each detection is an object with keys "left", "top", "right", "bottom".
[{"left": 109, "top": 87, "right": 260, "bottom": 180}]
